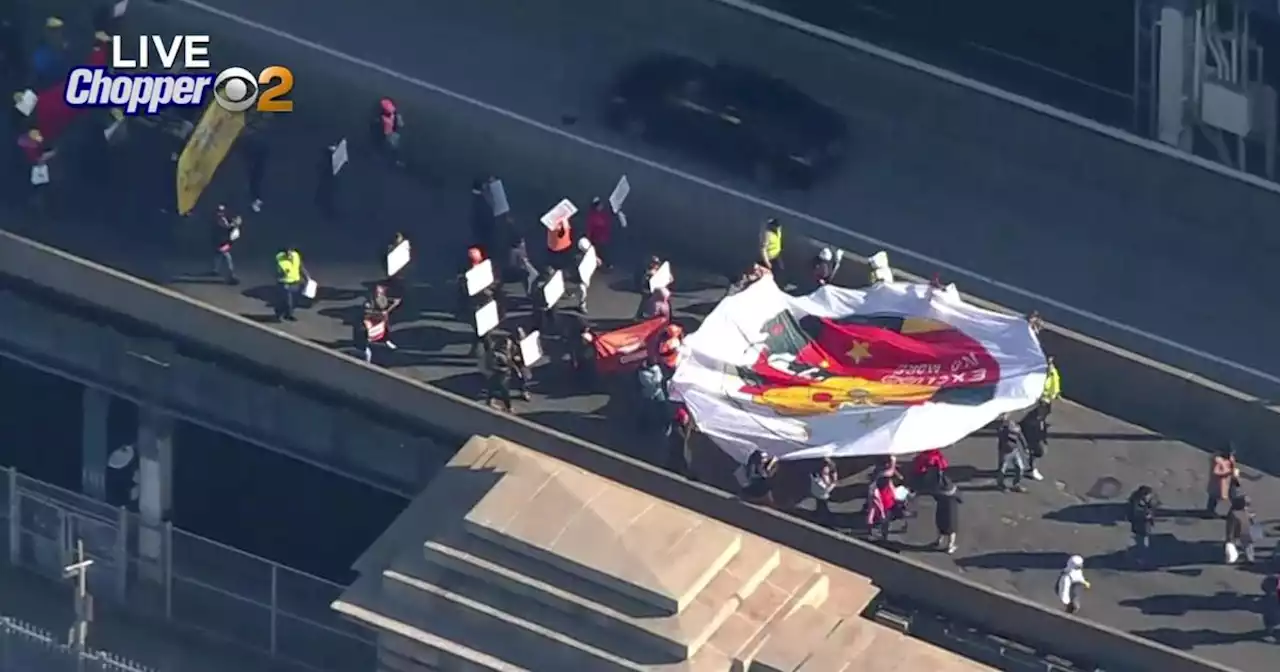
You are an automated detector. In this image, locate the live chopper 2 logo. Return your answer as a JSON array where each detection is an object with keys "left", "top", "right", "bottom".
[{"left": 64, "top": 35, "right": 295, "bottom": 115}]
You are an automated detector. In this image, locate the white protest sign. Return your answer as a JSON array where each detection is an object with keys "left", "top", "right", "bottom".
[
  {"left": 540, "top": 199, "right": 577, "bottom": 230},
  {"left": 543, "top": 270, "right": 565, "bottom": 307},
  {"left": 465, "top": 259, "right": 495, "bottom": 297},
  {"left": 103, "top": 118, "right": 125, "bottom": 142},
  {"left": 29, "top": 165, "right": 48, "bottom": 186},
  {"left": 609, "top": 175, "right": 630, "bottom": 213},
  {"left": 385, "top": 239, "right": 411, "bottom": 277},
  {"left": 869, "top": 251, "right": 894, "bottom": 284},
  {"left": 303, "top": 278, "right": 318, "bottom": 299},
  {"left": 112, "top": 0, "right": 129, "bottom": 17},
  {"left": 487, "top": 179, "right": 509, "bottom": 217},
  {"left": 475, "top": 300, "right": 499, "bottom": 336},
  {"left": 577, "top": 244, "right": 599, "bottom": 287},
  {"left": 228, "top": 226, "right": 241, "bottom": 241},
  {"left": 331, "top": 138, "right": 348, "bottom": 175},
  {"left": 14, "top": 90, "right": 36, "bottom": 116},
  {"left": 519, "top": 330, "right": 543, "bottom": 365},
  {"left": 647, "top": 261, "right": 672, "bottom": 293}
]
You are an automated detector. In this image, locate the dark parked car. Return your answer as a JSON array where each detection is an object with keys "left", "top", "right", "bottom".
[{"left": 606, "top": 54, "right": 848, "bottom": 186}]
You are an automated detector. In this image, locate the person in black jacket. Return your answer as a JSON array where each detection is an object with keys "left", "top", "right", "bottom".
[
  {"left": 1127, "top": 485, "right": 1160, "bottom": 562},
  {"left": 934, "top": 480, "right": 961, "bottom": 554},
  {"left": 210, "top": 205, "right": 240, "bottom": 284},
  {"left": 1019, "top": 404, "right": 1049, "bottom": 481},
  {"left": 1261, "top": 575, "right": 1280, "bottom": 641},
  {"left": 484, "top": 333, "right": 515, "bottom": 412},
  {"left": 996, "top": 415, "right": 1028, "bottom": 493}
]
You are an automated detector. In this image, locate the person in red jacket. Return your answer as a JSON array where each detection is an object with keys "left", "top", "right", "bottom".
[{"left": 585, "top": 197, "right": 613, "bottom": 268}]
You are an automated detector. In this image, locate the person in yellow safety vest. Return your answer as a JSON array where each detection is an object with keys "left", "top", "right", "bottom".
[
  {"left": 1040, "top": 356, "right": 1061, "bottom": 414},
  {"left": 760, "top": 218, "right": 784, "bottom": 279},
  {"left": 274, "top": 247, "right": 306, "bottom": 321}
]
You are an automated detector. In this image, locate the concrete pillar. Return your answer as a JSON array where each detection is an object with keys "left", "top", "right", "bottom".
[
  {"left": 1157, "top": 0, "right": 1195, "bottom": 150},
  {"left": 80, "top": 387, "right": 110, "bottom": 501},
  {"left": 136, "top": 405, "right": 173, "bottom": 572}
]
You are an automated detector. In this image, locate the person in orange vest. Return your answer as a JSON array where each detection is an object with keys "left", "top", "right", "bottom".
[
  {"left": 354, "top": 298, "right": 397, "bottom": 364},
  {"left": 656, "top": 322, "right": 684, "bottom": 377},
  {"left": 546, "top": 217, "right": 573, "bottom": 270}
]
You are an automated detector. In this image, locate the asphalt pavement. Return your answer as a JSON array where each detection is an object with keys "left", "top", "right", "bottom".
[
  {"left": 173, "top": 0, "right": 1280, "bottom": 396},
  {"left": 0, "top": 12, "right": 1277, "bottom": 670}
]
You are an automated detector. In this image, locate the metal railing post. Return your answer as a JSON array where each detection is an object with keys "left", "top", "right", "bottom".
[
  {"left": 163, "top": 521, "right": 173, "bottom": 621},
  {"left": 114, "top": 507, "right": 128, "bottom": 603},
  {"left": 269, "top": 564, "right": 279, "bottom": 656},
  {"left": 6, "top": 468, "right": 17, "bottom": 566}
]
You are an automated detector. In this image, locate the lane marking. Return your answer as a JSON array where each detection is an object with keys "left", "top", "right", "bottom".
[{"left": 170, "top": 0, "right": 1280, "bottom": 387}]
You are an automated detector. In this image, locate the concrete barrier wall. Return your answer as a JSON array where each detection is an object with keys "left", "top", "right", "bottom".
[{"left": 0, "top": 235, "right": 1236, "bottom": 672}]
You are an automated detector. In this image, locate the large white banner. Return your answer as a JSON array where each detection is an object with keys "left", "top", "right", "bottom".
[{"left": 670, "top": 279, "right": 1047, "bottom": 461}]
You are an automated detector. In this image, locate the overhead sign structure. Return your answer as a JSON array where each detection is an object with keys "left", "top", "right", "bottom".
[
  {"left": 577, "top": 242, "right": 599, "bottom": 288},
  {"left": 647, "top": 261, "right": 672, "bottom": 293},
  {"left": 540, "top": 198, "right": 577, "bottom": 229},
  {"left": 465, "top": 259, "right": 495, "bottom": 297},
  {"left": 519, "top": 330, "right": 543, "bottom": 366},
  {"left": 331, "top": 138, "right": 349, "bottom": 176},
  {"left": 475, "top": 300, "right": 500, "bottom": 336},
  {"left": 670, "top": 278, "right": 1047, "bottom": 462},
  {"left": 386, "top": 239, "right": 411, "bottom": 277},
  {"left": 543, "top": 270, "right": 565, "bottom": 307}
]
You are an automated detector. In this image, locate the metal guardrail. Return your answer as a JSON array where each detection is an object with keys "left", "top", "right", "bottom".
[
  {"left": 0, "top": 616, "right": 154, "bottom": 672},
  {"left": 0, "top": 468, "right": 375, "bottom": 672}
]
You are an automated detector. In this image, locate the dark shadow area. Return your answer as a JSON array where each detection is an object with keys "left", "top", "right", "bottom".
[{"left": 1043, "top": 502, "right": 1125, "bottom": 526}]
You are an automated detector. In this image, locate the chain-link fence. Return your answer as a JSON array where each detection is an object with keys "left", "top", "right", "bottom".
[{"left": 0, "top": 468, "right": 375, "bottom": 672}]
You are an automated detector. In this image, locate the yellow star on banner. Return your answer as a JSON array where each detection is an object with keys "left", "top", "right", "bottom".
[{"left": 846, "top": 340, "right": 872, "bottom": 364}]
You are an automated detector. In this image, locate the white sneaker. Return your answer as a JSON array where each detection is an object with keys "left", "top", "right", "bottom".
[
  {"left": 385, "top": 340, "right": 398, "bottom": 350},
  {"left": 1029, "top": 468, "right": 1044, "bottom": 481}
]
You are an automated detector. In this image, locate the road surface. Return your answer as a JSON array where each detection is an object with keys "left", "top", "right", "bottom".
[
  {"left": 1, "top": 4, "right": 1278, "bottom": 669},
  {"left": 170, "top": 0, "right": 1280, "bottom": 397}
]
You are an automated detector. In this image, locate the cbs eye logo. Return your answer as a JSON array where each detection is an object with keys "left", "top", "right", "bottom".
[{"left": 212, "top": 66, "right": 295, "bottom": 113}]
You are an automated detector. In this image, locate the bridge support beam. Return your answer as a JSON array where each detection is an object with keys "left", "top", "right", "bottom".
[
  {"left": 136, "top": 405, "right": 173, "bottom": 577},
  {"left": 80, "top": 387, "right": 110, "bottom": 501}
]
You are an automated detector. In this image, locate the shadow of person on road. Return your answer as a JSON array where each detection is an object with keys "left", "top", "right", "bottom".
[
  {"left": 1120, "top": 591, "right": 1258, "bottom": 616},
  {"left": 1130, "top": 625, "right": 1268, "bottom": 651},
  {"left": 1043, "top": 501, "right": 1126, "bottom": 526}
]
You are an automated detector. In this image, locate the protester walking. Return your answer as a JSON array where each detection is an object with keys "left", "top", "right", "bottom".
[
  {"left": 1206, "top": 447, "right": 1239, "bottom": 516},
  {"left": 241, "top": 116, "right": 269, "bottom": 212},
  {"left": 1127, "top": 485, "right": 1159, "bottom": 562},
  {"left": 666, "top": 406, "right": 695, "bottom": 479},
  {"left": 1019, "top": 404, "right": 1048, "bottom": 481},
  {"left": 273, "top": 246, "right": 306, "bottom": 321},
  {"left": 585, "top": 197, "right": 613, "bottom": 267},
  {"left": 933, "top": 480, "right": 961, "bottom": 554},
  {"left": 1056, "top": 555, "right": 1091, "bottom": 614},
  {"left": 1226, "top": 496, "right": 1258, "bottom": 564},
  {"left": 636, "top": 356, "right": 667, "bottom": 430},
  {"left": 1261, "top": 575, "right": 1280, "bottom": 642},
  {"left": 809, "top": 458, "right": 838, "bottom": 529},
  {"left": 996, "top": 415, "right": 1028, "bottom": 492},
  {"left": 740, "top": 450, "right": 778, "bottom": 506},
  {"left": 210, "top": 204, "right": 241, "bottom": 285}
]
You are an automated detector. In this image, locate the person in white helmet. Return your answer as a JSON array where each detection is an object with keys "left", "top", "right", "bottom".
[
  {"left": 1056, "top": 555, "right": 1091, "bottom": 614},
  {"left": 810, "top": 247, "right": 844, "bottom": 287}
]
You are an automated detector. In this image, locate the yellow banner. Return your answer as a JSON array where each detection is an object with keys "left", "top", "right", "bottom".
[{"left": 175, "top": 103, "right": 245, "bottom": 215}]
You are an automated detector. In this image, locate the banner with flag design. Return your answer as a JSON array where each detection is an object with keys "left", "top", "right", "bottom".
[{"left": 670, "top": 278, "right": 1047, "bottom": 461}]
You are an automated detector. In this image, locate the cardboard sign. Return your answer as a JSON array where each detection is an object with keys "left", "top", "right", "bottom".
[
  {"left": 303, "top": 278, "right": 318, "bottom": 299},
  {"left": 29, "top": 165, "right": 48, "bottom": 186},
  {"left": 519, "top": 330, "right": 543, "bottom": 366},
  {"left": 487, "top": 178, "right": 509, "bottom": 217},
  {"left": 331, "top": 138, "right": 348, "bottom": 175},
  {"left": 647, "top": 261, "right": 672, "bottom": 293},
  {"left": 540, "top": 199, "right": 577, "bottom": 229},
  {"left": 386, "top": 239, "right": 411, "bottom": 277},
  {"left": 465, "top": 258, "right": 495, "bottom": 297},
  {"left": 475, "top": 300, "right": 499, "bottom": 336},
  {"left": 869, "top": 251, "right": 894, "bottom": 284},
  {"left": 543, "top": 270, "right": 565, "bottom": 307},
  {"left": 577, "top": 244, "right": 599, "bottom": 287},
  {"left": 609, "top": 175, "right": 630, "bottom": 213},
  {"left": 14, "top": 90, "right": 36, "bottom": 116},
  {"left": 113, "top": 0, "right": 130, "bottom": 17}
]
